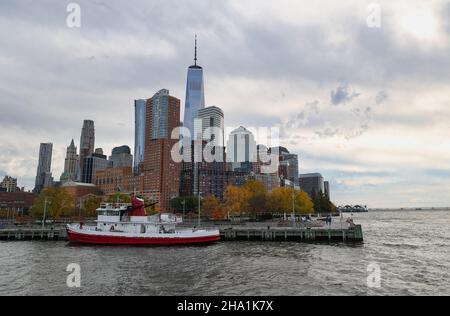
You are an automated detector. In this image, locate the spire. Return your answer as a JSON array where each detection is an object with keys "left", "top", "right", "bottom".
[
  {"left": 69, "top": 139, "right": 75, "bottom": 149},
  {"left": 194, "top": 34, "right": 198, "bottom": 66}
]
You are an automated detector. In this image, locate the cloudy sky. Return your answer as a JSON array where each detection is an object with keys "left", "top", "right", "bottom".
[{"left": 1, "top": 0, "right": 450, "bottom": 208}]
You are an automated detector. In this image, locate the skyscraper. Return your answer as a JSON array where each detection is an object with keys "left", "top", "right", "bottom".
[
  {"left": 270, "top": 147, "right": 299, "bottom": 187},
  {"left": 109, "top": 145, "right": 133, "bottom": 168},
  {"left": 78, "top": 120, "right": 95, "bottom": 181},
  {"left": 227, "top": 126, "right": 257, "bottom": 172},
  {"left": 81, "top": 151, "right": 108, "bottom": 184},
  {"left": 134, "top": 99, "right": 147, "bottom": 173},
  {"left": 299, "top": 173, "right": 325, "bottom": 199},
  {"left": 324, "top": 181, "right": 330, "bottom": 200},
  {"left": 195, "top": 106, "right": 224, "bottom": 146},
  {"left": 183, "top": 35, "right": 205, "bottom": 139},
  {"left": 143, "top": 89, "right": 181, "bottom": 212},
  {"left": 34, "top": 143, "right": 53, "bottom": 193},
  {"left": 60, "top": 139, "right": 79, "bottom": 183}
]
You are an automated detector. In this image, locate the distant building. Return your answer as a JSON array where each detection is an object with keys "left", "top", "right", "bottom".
[
  {"left": 61, "top": 181, "right": 101, "bottom": 204},
  {"left": 299, "top": 173, "right": 325, "bottom": 198},
  {"left": 134, "top": 99, "right": 147, "bottom": 172},
  {"left": 183, "top": 35, "right": 206, "bottom": 139},
  {"left": 324, "top": 181, "right": 330, "bottom": 200},
  {"left": 0, "top": 192, "right": 37, "bottom": 216},
  {"left": 180, "top": 143, "right": 227, "bottom": 199},
  {"left": 78, "top": 120, "right": 95, "bottom": 181},
  {"left": 227, "top": 126, "right": 257, "bottom": 172},
  {"left": 270, "top": 147, "right": 299, "bottom": 187},
  {"left": 195, "top": 106, "right": 224, "bottom": 146},
  {"left": 94, "top": 166, "right": 143, "bottom": 195},
  {"left": 1, "top": 176, "right": 18, "bottom": 193},
  {"left": 34, "top": 143, "right": 53, "bottom": 193},
  {"left": 109, "top": 146, "right": 133, "bottom": 168},
  {"left": 143, "top": 89, "right": 181, "bottom": 212},
  {"left": 81, "top": 152, "right": 108, "bottom": 184},
  {"left": 60, "top": 139, "right": 79, "bottom": 183}
]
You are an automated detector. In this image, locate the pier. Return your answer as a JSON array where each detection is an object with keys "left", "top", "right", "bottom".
[
  {"left": 0, "top": 222, "right": 363, "bottom": 242},
  {"left": 0, "top": 227, "right": 68, "bottom": 241},
  {"left": 219, "top": 225, "right": 363, "bottom": 242}
]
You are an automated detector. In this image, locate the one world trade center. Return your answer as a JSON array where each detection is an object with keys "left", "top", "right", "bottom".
[{"left": 183, "top": 35, "right": 205, "bottom": 140}]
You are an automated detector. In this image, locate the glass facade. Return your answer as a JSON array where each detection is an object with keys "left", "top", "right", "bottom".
[
  {"left": 134, "top": 99, "right": 147, "bottom": 172},
  {"left": 184, "top": 66, "right": 205, "bottom": 138}
]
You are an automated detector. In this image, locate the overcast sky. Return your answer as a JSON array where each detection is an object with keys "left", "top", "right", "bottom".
[{"left": 1, "top": 0, "right": 449, "bottom": 208}]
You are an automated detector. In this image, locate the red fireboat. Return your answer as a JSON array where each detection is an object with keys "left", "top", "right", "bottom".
[{"left": 66, "top": 197, "right": 220, "bottom": 245}]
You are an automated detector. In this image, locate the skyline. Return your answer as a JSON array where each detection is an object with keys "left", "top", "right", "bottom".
[{"left": 1, "top": 0, "right": 450, "bottom": 208}]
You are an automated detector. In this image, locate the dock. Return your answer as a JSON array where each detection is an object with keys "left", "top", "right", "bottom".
[
  {"left": 0, "top": 227, "right": 68, "bottom": 241},
  {"left": 219, "top": 225, "right": 363, "bottom": 242},
  {"left": 0, "top": 222, "right": 363, "bottom": 243}
]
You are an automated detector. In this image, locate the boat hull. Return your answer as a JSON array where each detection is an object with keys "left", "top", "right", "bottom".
[{"left": 67, "top": 226, "right": 220, "bottom": 246}]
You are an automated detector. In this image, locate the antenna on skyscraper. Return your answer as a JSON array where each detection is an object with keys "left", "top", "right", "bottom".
[{"left": 194, "top": 34, "right": 198, "bottom": 66}]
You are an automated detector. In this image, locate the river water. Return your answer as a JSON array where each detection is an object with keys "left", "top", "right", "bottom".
[{"left": 0, "top": 210, "right": 449, "bottom": 296}]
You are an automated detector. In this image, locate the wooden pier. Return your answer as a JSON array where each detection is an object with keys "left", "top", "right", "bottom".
[
  {"left": 0, "top": 224, "right": 363, "bottom": 243},
  {"left": 219, "top": 225, "right": 363, "bottom": 242},
  {"left": 0, "top": 228, "right": 67, "bottom": 241}
]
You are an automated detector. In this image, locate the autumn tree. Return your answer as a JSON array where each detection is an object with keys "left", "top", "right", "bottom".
[
  {"left": 30, "top": 187, "right": 75, "bottom": 219},
  {"left": 243, "top": 180, "right": 268, "bottom": 217},
  {"left": 267, "top": 187, "right": 314, "bottom": 215},
  {"left": 202, "top": 195, "right": 220, "bottom": 218},
  {"left": 223, "top": 185, "right": 251, "bottom": 218}
]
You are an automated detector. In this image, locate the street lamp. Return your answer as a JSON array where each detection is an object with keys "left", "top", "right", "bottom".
[{"left": 181, "top": 199, "right": 186, "bottom": 220}]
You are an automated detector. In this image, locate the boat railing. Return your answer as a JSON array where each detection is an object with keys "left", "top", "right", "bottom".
[{"left": 98, "top": 203, "right": 130, "bottom": 210}]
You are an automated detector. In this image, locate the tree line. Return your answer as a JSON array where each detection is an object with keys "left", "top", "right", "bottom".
[
  {"left": 171, "top": 180, "right": 336, "bottom": 219},
  {"left": 28, "top": 180, "right": 336, "bottom": 220}
]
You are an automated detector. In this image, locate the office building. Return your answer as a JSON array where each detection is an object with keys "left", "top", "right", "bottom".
[
  {"left": 299, "top": 173, "right": 325, "bottom": 198},
  {"left": 34, "top": 143, "right": 53, "bottom": 193},
  {"left": 143, "top": 89, "right": 181, "bottom": 212}
]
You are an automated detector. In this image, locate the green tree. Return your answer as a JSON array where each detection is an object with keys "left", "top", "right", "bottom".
[
  {"left": 30, "top": 187, "right": 75, "bottom": 219},
  {"left": 83, "top": 195, "right": 102, "bottom": 217},
  {"left": 107, "top": 193, "right": 131, "bottom": 203},
  {"left": 170, "top": 196, "right": 199, "bottom": 213},
  {"left": 312, "top": 191, "right": 336, "bottom": 215}
]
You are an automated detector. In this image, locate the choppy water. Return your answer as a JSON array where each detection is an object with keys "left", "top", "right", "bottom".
[{"left": 0, "top": 210, "right": 449, "bottom": 296}]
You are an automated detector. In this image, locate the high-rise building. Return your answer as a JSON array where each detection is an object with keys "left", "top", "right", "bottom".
[
  {"left": 183, "top": 35, "right": 205, "bottom": 139},
  {"left": 134, "top": 99, "right": 147, "bottom": 172},
  {"left": 81, "top": 152, "right": 108, "bottom": 184},
  {"left": 143, "top": 89, "right": 181, "bottom": 212},
  {"left": 78, "top": 120, "right": 95, "bottom": 181},
  {"left": 299, "top": 173, "right": 325, "bottom": 199},
  {"left": 227, "top": 126, "right": 257, "bottom": 172},
  {"left": 270, "top": 147, "right": 299, "bottom": 187},
  {"left": 34, "top": 143, "right": 53, "bottom": 193},
  {"left": 324, "top": 181, "right": 330, "bottom": 200},
  {"left": 60, "top": 139, "right": 79, "bottom": 183},
  {"left": 0, "top": 176, "right": 18, "bottom": 193},
  {"left": 195, "top": 106, "right": 224, "bottom": 146},
  {"left": 109, "top": 146, "right": 133, "bottom": 168}
]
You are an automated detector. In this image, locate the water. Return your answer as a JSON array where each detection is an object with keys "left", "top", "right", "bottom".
[{"left": 0, "top": 210, "right": 449, "bottom": 296}]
